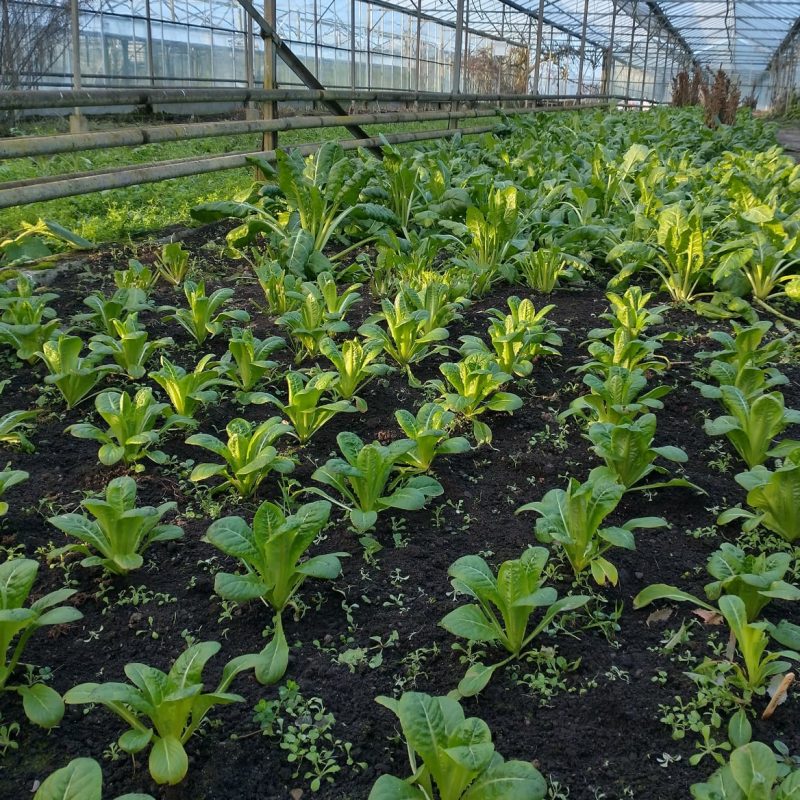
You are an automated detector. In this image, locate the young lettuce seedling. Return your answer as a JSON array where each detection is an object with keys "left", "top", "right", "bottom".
[{"left": 33, "top": 757, "right": 154, "bottom": 800}]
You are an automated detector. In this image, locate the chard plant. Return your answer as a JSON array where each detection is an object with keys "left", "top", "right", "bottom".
[
  {"left": 75, "top": 288, "right": 151, "bottom": 336},
  {"left": 440, "top": 547, "right": 590, "bottom": 696},
  {"left": 0, "top": 558, "right": 82, "bottom": 728},
  {"left": 703, "top": 387, "right": 800, "bottom": 468},
  {"left": 718, "top": 448, "right": 800, "bottom": 542},
  {"left": 309, "top": 431, "right": 443, "bottom": 532},
  {"left": 394, "top": 402, "right": 471, "bottom": 472},
  {"left": 37, "top": 334, "right": 117, "bottom": 409},
  {"left": 459, "top": 296, "right": 562, "bottom": 377},
  {"left": 0, "top": 408, "right": 37, "bottom": 451},
  {"left": 0, "top": 468, "right": 28, "bottom": 516},
  {"left": 33, "top": 757, "right": 154, "bottom": 800},
  {"left": 149, "top": 354, "right": 232, "bottom": 417},
  {"left": 0, "top": 275, "right": 60, "bottom": 362},
  {"left": 369, "top": 692, "right": 547, "bottom": 800},
  {"left": 154, "top": 241, "right": 191, "bottom": 286},
  {"left": 586, "top": 413, "right": 702, "bottom": 492},
  {"left": 89, "top": 315, "right": 173, "bottom": 379},
  {"left": 163, "top": 281, "right": 250, "bottom": 345},
  {"left": 187, "top": 416, "right": 295, "bottom": 497},
  {"left": 562, "top": 367, "right": 672, "bottom": 426},
  {"left": 205, "top": 500, "right": 345, "bottom": 684},
  {"left": 518, "top": 468, "right": 667, "bottom": 585},
  {"left": 359, "top": 293, "right": 450, "bottom": 382},
  {"left": 220, "top": 328, "right": 285, "bottom": 403},
  {"left": 262, "top": 371, "right": 356, "bottom": 443},
  {"left": 319, "top": 336, "right": 392, "bottom": 411},
  {"left": 68, "top": 388, "right": 193, "bottom": 468},
  {"left": 431, "top": 353, "right": 522, "bottom": 445},
  {"left": 48, "top": 475, "right": 183, "bottom": 575},
  {"left": 64, "top": 642, "right": 262, "bottom": 785},
  {"left": 513, "top": 247, "right": 581, "bottom": 293}
]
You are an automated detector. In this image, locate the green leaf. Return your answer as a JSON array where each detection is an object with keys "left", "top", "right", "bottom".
[
  {"left": 633, "top": 584, "right": 710, "bottom": 610},
  {"left": 214, "top": 571, "right": 269, "bottom": 603},
  {"left": 33, "top": 758, "right": 103, "bottom": 800},
  {"left": 255, "top": 616, "right": 289, "bottom": 685},
  {"left": 148, "top": 736, "right": 188, "bottom": 785},
  {"left": 462, "top": 759, "right": 547, "bottom": 800},
  {"left": 119, "top": 728, "right": 154, "bottom": 754},
  {"left": 457, "top": 661, "right": 500, "bottom": 697},
  {"left": 18, "top": 683, "right": 65, "bottom": 728},
  {"left": 440, "top": 605, "right": 500, "bottom": 643},
  {"left": 729, "top": 742, "right": 777, "bottom": 795},
  {"left": 368, "top": 775, "right": 426, "bottom": 800}
]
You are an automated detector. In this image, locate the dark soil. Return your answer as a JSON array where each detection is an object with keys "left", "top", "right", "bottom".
[{"left": 2, "top": 225, "right": 799, "bottom": 800}]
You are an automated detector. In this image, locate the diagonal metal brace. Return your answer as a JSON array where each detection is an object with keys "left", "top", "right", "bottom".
[{"left": 236, "top": 0, "right": 382, "bottom": 157}]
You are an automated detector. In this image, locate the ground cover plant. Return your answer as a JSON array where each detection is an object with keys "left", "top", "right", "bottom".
[{"left": 1, "top": 106, "right": 800, "bottom": 799}]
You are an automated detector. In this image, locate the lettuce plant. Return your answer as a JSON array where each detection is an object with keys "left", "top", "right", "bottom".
[
  {"left": 0, "top": 468, "right": 28, "bottom": 516},
  {"left": 563, "top": 367, "right": 671, "bottom": 426},
  {"left": 64, "top": 642, "right": 261, "bottom": 785},
  {"left": 0, "top": 558, "right": 82, "bottom": 728},
  {"left": 263, "top": 372, "right": 356, "bottom": 443},
  {"left": 704, "top": 388, "right": 800, "bottom": 468},
  {"left": 37, "top": 334, "right": 117, "bottom": 409},
  {"left": 278, "top": 289, "right": 349, "bottom": 362},
  {"left": 254, "top": 261, "right": 303, "bottom": 314},
  {"left": 440, "top": 547, "right": 590, "bottom": 696},
  {"left": 513, "top": 247, "right": 580, "bottom": 293},
  {"left": 149, "top": 354, "right": 232, "bottom": 417},
  {"left": 220, "top": 328, "right": 285, "bottom": 402},
  {"left": 187, "top": 416, "right": 295, "bottom": 497},
  {"left": 68, "top": 388, "right": 192, "bottom": 468},
  {"left": 587, "top": 413, "right": 701, "bottom": 492},
  {"left": 154, "top": 241, "right": 190, "bottom": 286},
  {"left": 0, "top": 408, "right": 37, "bottom": 451},
  {"left": 588, "top": 286, "right": 667, "bottom": 341},
  {"left": 305, "top": 271, "right": 362, "bottom": 321},
  {"left": 48, "top": 476, "right": 183, "bottom": 575},
  {"left": 460, "top": 297, "right": 562, "bottom": 377},
  {"left": 0, "top": 275, "right": 60, "bottom": 362},
  {"left": 89, "top": 315, "right": 173, "bottom": 379},
  {"left": 33, "top": 757, "right": 154, "bottom": 800},
  {"left": 114, "top": 258, "right": 158, "bottom": 291},
  {"left": 75, "top": 288, "right": 151, "bottom": 336},
  {"left": 400, "top": 281, "right": 464, "bottom": 333},
  {"left": 163, "top": 281, "right": 249, "bottom": 345},
  {"left": 310, "top": 431, "right": 442, "bottom": 532},
  {"left": 394, "top": 403, "right": 471, "bottom": 472},
  {"left": 319, "top": 336, "right": 391, "bottom": 411},
  {"left": 432, "top": 353, "right": 522, "bottom": 445},
  {"left": 369, "top": 692, "right": 547, "bottom": 800},
  {"left": 581, "top": 329, "right": 666, "bottom": 376},
  {"left": 205, "top": 500, "right": 344, "bottom": 684},
  {"left": 518, "top": 469, "right": 667, "bottom": 585},
  {"left": 697, "top": 321, "right": 790, "bottom": 375},
  {"left": 718, "top": 449, "right": 800, "bottom": 542}
]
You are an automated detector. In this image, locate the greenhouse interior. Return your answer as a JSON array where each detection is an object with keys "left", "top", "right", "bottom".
[{"left": 2, "top": 1, "right": 800, "bottom": 799}]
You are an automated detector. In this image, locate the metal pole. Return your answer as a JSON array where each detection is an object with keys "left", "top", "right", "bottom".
[
  {"left": 415, "top": 0, "right": 422, "bottom": 93},
  {"left": 651, "top": 37, "right": 661, "bottom": 102},
  {"left": 450, "top": 0, "right": 466, "bottom": 127},
  {"left": 144, "top": 0, "right": 156, "bottom": 88},
  {"left": 576, "top": 0, "right": 590, "bottom": 99},
  {"left": 262, "top": 0, "right": 278, "bottom": 157},
  {"left": 659, "top": 40, "right": 669, "bottom": 103},
  {"left": 624, "top": 0, "right": 636, "bottom": 103},
  {"left": 69, "top": 0, "right": 85, "bottom": 132},
  {"left": 350, "top": 0, "right": 356, "bottom": 96},
  {"left": 639, "top": 11, "right": 651, "bottom": 108},
  {"left": 602, "top": 0, "right": 617, "bottom": 96},
  {"left": 532, "top": 0, "right": 545, "bottom": 97}
]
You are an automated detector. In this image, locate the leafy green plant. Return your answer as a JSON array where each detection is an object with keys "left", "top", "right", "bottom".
[
  {"left": 0, "top": 558, "right": 82, "bottom": 727},
  {"left": 114, "top": 258, "right": 158, "bottom": 291},
  {"left": 431, "top": 353, "right": 522, "bottom": 444},
  {"left": 220, "top": 328, "right": 285, "bottom": 402},
  {"left": 440, "top": 547, "right": 590, "bottom": 696},
  {"left": 319, "top": 336, "right": 391, "bottom": 411},
  {"left": 163, "top": 281, "right": 249, "bottom": 345},
  {"left": 359, "top": 293, "right": 449, "bottom": 381},
  {"left": 0, "top": 409, "right": 37, "bottom": 451},
  {"left": 718, "top": 449, "right": 800, "bottom": 542},
  {"left": 305, "top": 271, "right": 362, "bottom": 321},
  {"left": 75, "top": 289, "right": 151, "bottom": 336},
  {"left": 460, "top": 296, "right": 561, "bottom": 377},
  {"left": 400, "top": 281, "right": 465, "bottom": 334},
  {"left": 309, "top": 431, "right": 443, "bottom": 532},
  {"left": 587, "top": 413, "right": 702, "bottom": 492},
  {"left": 563, "top": 367, "right": 672, "bottom": 426},
  {"left": 262, "top": 372, "right": 356, "bottom": 443},
  {"left": 149, "top": 354, "right": 231, "bottom": 417},
  {"left": 0, "top": 218, "right": 91, "bottom": 271},
  {"left": 33, "top": 757, "right": 154, "bottom": 800},
  {"left": 89, "top": 315, "right": 173, "bottom": 379},
  {"left": 513, "top": 247, "right": 581, "bottom": 293},
  {"left": 47, "top": 476, "right": 183, "bottom": 575},
  {"left": 64, "top": 642, "right": 262, "bottom": 785},
  {"left": 697, "top": 321, "right": 790, "bottom": 376},
  {"left": 588, "top": 286, "right": 667, "bottom": 341},
  {"left": 37, "top": 334, "right": 117, "bottom": 409},
  {"left": 68, "top": 388, "right": 192, "bottom": 468},
  {"left": 205, "top": 500, "right": 344, "bottom": 684},
  {"left": 369, "top": 691, "right": 547, "bottom": 800},
  {"left": 187, "top": 416, "right": 295, "bottom": 497},
  {"left": 580, "top": 328, "right": 667, "bottom": 376},
  {"left": 253, "top": 261, "right": 304, "bottom": 314},
  {"left": 0, "top": 468, "right": 28, "bottom": 516},
  {"left": 518, "top": 469, "right": 667, "bottom": 585},
  {"left": 154, "top": 241, "right": 191, "bottom": 286},
  {"left": 703, "top": 388, "right": 800, "bottom": 468},
  {"left": 278, "top": 288, "right": 350, "bottom": 363},
  {"left": 0, "top": 275, "right": 60, "bottom": 362},
  {"left": 394, "top": 403, "right": 471, "bottom": 472}
]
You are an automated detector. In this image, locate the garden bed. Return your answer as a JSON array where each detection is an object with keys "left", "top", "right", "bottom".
[{"left": 2, "top": 218, "right": 800, "bottom": 800}]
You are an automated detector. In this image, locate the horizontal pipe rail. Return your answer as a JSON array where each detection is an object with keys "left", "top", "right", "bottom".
[
  {"left": 0, "top": 105, "right": 593, "bottom": 159},
  {"left": 0, "top": 87, "right": 642, "bottom": 111}
]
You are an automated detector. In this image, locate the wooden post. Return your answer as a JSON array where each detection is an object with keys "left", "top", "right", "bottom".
[
  {"left": 262, "top": 0, "right": 278, "bottom": 153},
  {"left": 69, "top": 0, "right": 87, "bottom": 133}
]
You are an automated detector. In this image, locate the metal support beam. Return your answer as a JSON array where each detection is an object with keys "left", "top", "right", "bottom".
[
  {"left": 450, "top": 0, "right": 466, "bottom": 127},
  {"left": 576, "top": 0, "right": 590, "bottom": 97},
  {"left": 69, "top": 0, "right": 86, "bottom": 132},
  {"left": 532, "top": 0, "right": 545, "bottom": 97}
]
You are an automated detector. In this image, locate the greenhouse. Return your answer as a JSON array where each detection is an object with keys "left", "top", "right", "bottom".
[{"left": 2, "top": 1, "right": 800, "bottom": 799}]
